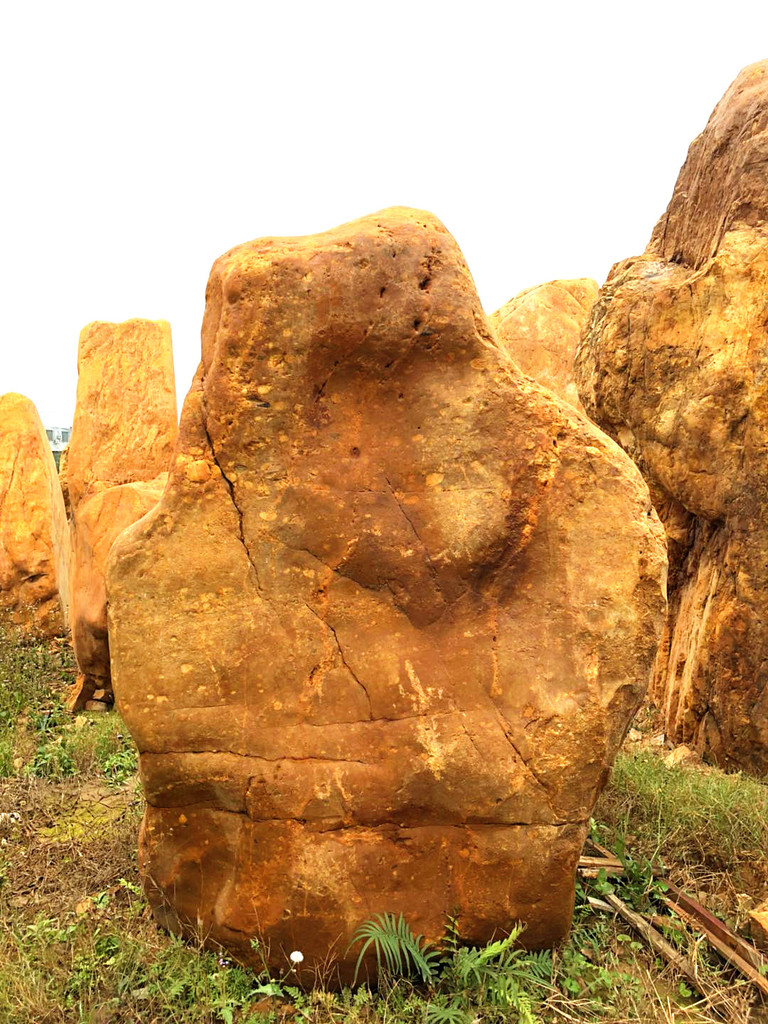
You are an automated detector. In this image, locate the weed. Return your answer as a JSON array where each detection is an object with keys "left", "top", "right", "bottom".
[
  {"left": 100, "top": 745, "right": 138, "bottom": 785},
  {"left": 0, "top": 734, "right": 13, "bottom": 778},
  {"left": 555, "top": 916, "right": 642, "bottom": 1003},
  {"left": 0, "top": 629, "right": 74, "bottom": 780},
  {"left": 26, "top": 738, "right": 76, "bottom": 778}
]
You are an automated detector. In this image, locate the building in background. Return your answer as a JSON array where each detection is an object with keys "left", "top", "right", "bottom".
[{"left": 45, "top": 426, "right": 71, "bottom": 470}]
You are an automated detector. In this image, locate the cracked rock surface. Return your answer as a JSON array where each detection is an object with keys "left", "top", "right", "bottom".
[
  {"left": 67, "top": 319, "right": 177, "bottom": 708},
  {"left": 107, "top": 207, "right": 666, "bottom": 978},
  {"left": 0, "top": 393, "right": 69, "bottom": 637},
  {"left": 490, "top": 278, "right": 598, "bottom": 414},
  {"left": 575, "top": 61, "right": 768, "bottom": 774}
]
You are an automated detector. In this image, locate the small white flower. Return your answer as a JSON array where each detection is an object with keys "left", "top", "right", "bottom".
[{"left": 290, "top": 950, "right": 304, "bottom": 965}]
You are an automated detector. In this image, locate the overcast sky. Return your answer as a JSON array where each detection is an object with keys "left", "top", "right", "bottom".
[{"left": 3, "top": 1, "right": 767, "bottom": 426}]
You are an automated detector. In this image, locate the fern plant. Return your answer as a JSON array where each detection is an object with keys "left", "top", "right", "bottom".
[
  {"left": 440, "top": 925, "right": 551, "bottom": 1023},
  {"left": 424, "top": 997, "right": 472, "bottom": 1024},
  {"left": 348, "top": 912, "right": 440, "bottom": 984},
  {"left": 347, "top": 912, "right": 552, "bottom": 1023}
]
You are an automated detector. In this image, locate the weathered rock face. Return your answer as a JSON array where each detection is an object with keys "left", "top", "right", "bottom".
[
  {"left": 490, "top": 279, "right": 598, "bottom": 412},
  {"left": 751, "top": 903, "right": 768, "bottom": 952},
  {"left": 70, "top": 480, "right": 165, "bottom": 708},
  {"left": 58, "top": 445, "right": 71, "bottom": 520},
  {"left": 67, "top": 319, "right": 177, "bottom": 708},
  {"left": 67, "top": 319, "right": 177, "bottom": 512},
  {"left": 0, "top": 393, "right": 69, "bottom": 637},
  {"left": 107, "top": 208, "right": 666, "bottom": 978},
  {"left": 575, "top": 61, "right": 768, "bottom": 774}
]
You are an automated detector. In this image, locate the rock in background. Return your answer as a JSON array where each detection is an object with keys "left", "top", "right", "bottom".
[
  {"left": 57, "top": 443, "right": 71, "bottom": 520},
  {"left": 575, "top": 61, "right": 768, "bottom": 774},
  {"left": 67, "top": 319, "right": 177, "bottom": 709},
  {"left": 490, "top": 279, "right": 598, "bottom": 413},
  {"left": 0, "top": 393, "right": 70, "bottom": 637},
  {"left": 107, "top": 207, "right": 666, "bottom": 978}
]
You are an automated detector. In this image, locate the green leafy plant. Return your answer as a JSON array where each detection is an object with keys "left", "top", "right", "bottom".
[
  {"left": 101, "top": 746, "right": 138, "bottom": 785},
  {"left": 348, "top": 913, "right": 552, "bottom": 1023},
  {"left": 554, "top": 918, "right": 642, "bottom": 1007},
  {"left": 26, "top": 739, "right": 76, "bottom": 778},
  {"left": 438, "top": 925, "right": 551, "bottom": 1023},
  {"left": 424, "top": 998, "right": 471, "bottom": 1024},
  {"left": 609, "top": 834, "right": 669, "bottom": 911},
  {"left": 348, "top": 912, "right": 440, "bottom": 984}
]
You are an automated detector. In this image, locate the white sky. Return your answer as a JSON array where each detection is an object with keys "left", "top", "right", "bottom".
[{"left": 2, "top": 0, "right": 767, "bottom": 426}]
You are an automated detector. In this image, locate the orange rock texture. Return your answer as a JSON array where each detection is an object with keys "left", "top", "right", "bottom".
[
  {"left": 490, "top": 279, "right": 598, "bottom": 412},
  {"left": 57, "top": 444, "right": 71, "bottom": 519},
  {"left": 575, "top": 62, "right": 768, "bottom": 774},
  {"left": 67, "top": 319, "right": 177, "bottom": 511},
  {"left": 67, "top": 319, "right": 177, "bottom": 707},
  {"left": 0, "top": 393, "right": 69, "bottom": 636},
  {"left": 70, "top": 481, "right": 165, "bottom": 705},
  {"left": 751, "top": 903, "right": 768, "bottom": 952},
  {"left": 107, "top": 208, "right": 666, "bottom": 978}
]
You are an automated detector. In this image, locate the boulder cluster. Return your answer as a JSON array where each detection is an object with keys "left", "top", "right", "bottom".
[
  {"left": 575, "top": 61, "right": 768, "bottom": 775},
  {"left": 1, "top": 321, "right": 176, "bottom": 704},
  {"left": 1, "top": 58, "right": 767, "bottom": 978}
]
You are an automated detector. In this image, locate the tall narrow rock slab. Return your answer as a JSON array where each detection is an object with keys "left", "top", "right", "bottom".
[
  {"left": 67, "top": 319, "right": 177, "bottom": 512},
  {"left": 0, "top": 393, "right": 69, "bottom": 637},
  {"left": 107, "top": 208, "right": 666, "bottom": 977},
  {"left": 490, "top": 279, "right": 598, "bottom": 412},
  {"left": 67, "top": 319, "right": 177, "bottom": 707},
  {"left": 575, "top": 61, "right": 768, "bottom": 774}
]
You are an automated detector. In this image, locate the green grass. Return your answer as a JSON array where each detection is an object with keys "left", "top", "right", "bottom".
[
  {"left": 0, "top": 627, "right": 137, "bottom": 785},
  {"left": 595, "top": 747, "right": 768, "bottom": 882},
  {"left": 0, "top": 899, "right": 273, "bottom": 1024},
  {"left": 0, "top": 630, "right": 72, "bottom": 713}
]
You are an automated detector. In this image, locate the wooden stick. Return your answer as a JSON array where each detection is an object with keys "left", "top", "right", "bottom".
[
  {"left": 577, "top": 855, "right": 664, "bottom": 878},
  {"left": 593, "top": 894, "right": 742, "bottom": 1021},
  {"left": 665, "top": 882, "right": 768, "bottom": 977},
  {"left": 586, "top": 896, "right": 613, "bottom": 913},
  {"left": 585, "top": 839, "right": 616, "bottom": 860},
  {"left": 665, "top": 898, "right": 768, "bottom": 998},
  {"left": 578, "top": 855, "right": 625, "bottom": 870},
  {"left": 599, "top": 892, "right": 702, "bottom": 992}
]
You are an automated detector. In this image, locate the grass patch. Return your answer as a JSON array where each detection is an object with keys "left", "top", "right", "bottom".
[
  {"left": 595, "top": 747, "right": 768, "bottom": 901},
  {"left": 0, "top": 903, "right": 272, "bottom": 1024},
  {"left": 0, "top": 627, "right": 137, "bottom": 787},
  {"left": 0, "top": 630, "right": 75, "bottom": 777}
]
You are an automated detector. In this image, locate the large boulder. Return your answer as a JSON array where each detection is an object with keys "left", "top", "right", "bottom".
[
  {"left": 575, "top": 62, "right": 768, "bottom": 774},
  {"left": 0, "top": 393, "right": 69, "bottom": 637},
  {"left": 107, "top": 208, "right": 666, "bottom": 978},
  {"left": 67, "top": 319, "right": 177, "bottom": 708},
  {"left": 490, "top": 279, "right": 598, "bottom": 412}
]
